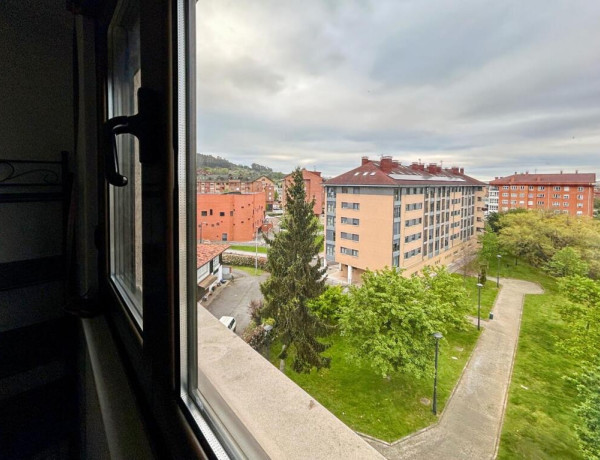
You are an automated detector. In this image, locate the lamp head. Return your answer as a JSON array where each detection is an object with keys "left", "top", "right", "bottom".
[
  {"left": 477, "top": 283, "right": 484, "bottom": 288},
  {"left": 433, "top": 332, "right": 443, "bottom": 340},
  {"left": 497, "top": 254, "right": 502, "bottom": 259}
]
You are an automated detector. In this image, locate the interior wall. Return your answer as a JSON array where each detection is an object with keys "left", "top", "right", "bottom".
[{"left": 0, "top": 0, "right": 74, "bottom": 263}]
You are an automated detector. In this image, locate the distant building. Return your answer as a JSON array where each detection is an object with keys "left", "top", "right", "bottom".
[
  {"left": 197, "top": 175, "right": 277, "bottom": 210},
  {"left": 250, "top": 176, "right": 276, "bottom": 211},
  {"left": 283, "top": 169, "right": 324, "bottom": 215},
  {"left": 489, "top": 172, "right": 596, "bottom": 217},
  {"left": 197, "top": 192, "right": 266, "bottom": 242},
  {"left": 325, "top": 157, "right": 485, "bottom": 283},
  {"left": 486, "top": 184, "right": 498, "bottom": 215},
  {"left": 197, "top": 243, "right": 229, "bottom": 299}
]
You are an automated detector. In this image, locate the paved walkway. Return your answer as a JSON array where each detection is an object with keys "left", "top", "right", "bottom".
[{"left": 366, "top": 278, "right": 544, "bottom": 459}]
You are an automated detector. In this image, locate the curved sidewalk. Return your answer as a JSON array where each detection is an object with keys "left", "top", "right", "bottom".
[{"left": 366, "top": 278, "right": 543, "bottom": 459}]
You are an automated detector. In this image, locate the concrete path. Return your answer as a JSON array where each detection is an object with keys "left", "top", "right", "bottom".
[{"left": 366, "top": 278, "right": 543, "bottom": 459}]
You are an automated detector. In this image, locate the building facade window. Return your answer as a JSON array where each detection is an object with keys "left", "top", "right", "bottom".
[
  {"left": 341, "top": 202, "right": 360, "bottom": 210},
  {"left": 340, "top": 247, "right": 358, "bottom": 257},
  {"left": 340, "top": 217, "right": 359, "bottom": 225},
  {"left": 340, "top": 232, "right": 359, "bottom": 241},
  {"left": 405, "top": 217, "right": 422, "bottom": 227},
  {"left": 405, "top": 203, "right": 423, "bottom": 211}
]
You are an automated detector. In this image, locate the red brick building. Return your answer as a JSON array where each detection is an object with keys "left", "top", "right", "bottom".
[
  {"left": 283, "top": 169, "right": 324, "bottom": 215},
  {"left": 197, "top": 175, "right": 276, "bottom": 210},
  {"left": 250, "top": 176, "right": 276, "bottom": 210},
  {"left": 489, "top": 172, "right": 596, "bottom": 217},
  {"left": 197, "top": 192, "right": 266, "bottom": 242}
]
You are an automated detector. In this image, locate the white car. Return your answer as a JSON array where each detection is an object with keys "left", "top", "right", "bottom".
[{"left": 219, "top": 316, "right": 236, "bottom": 332}]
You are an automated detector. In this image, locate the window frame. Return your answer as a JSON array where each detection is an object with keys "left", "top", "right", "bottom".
[{"left": 97, "top": 1, "right": 228, "bottom": 457}]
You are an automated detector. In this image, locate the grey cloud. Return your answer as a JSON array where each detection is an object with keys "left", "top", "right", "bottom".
[{"left": 195, "top": 1, "right": 600, "bottom": 181}]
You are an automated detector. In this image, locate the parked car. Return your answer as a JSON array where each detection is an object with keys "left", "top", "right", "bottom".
[{"left": 219, "top": 316, "right": 236, "bottom": 332}]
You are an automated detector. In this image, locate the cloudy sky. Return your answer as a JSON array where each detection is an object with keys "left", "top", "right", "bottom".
[{"left": 196, "top": 0, "right": 600, "bottom": 181}]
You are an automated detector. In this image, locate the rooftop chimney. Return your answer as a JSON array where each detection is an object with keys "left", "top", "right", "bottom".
[
  {"left": 459, "top": 168, "right": 464, "bottom": 175},
  {"left": 361, "top": 156, "right": 370, "bottom": 166},
  {"left": 380, "top": 156, "right": 393, "bottom": 173},
  {"left": 450, "top": 166, "right": 459, "bottom": 174},
  {"left": 410, "top": 162, "right": 425, "bottom": 172}
]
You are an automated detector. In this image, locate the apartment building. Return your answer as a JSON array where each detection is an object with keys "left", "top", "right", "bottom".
[
  {"left": 197, "top": 175, "right": 277, "bottom": 210},
  {"left": 250, "top": 175, "right": 276, "bottom": 210},
  {"left": 325, "top": 157, "right": 485, "bottom": 283},
  {"left": 486, "top": 185, "right": 498, "bottom": 215},
  {"left": 283, "top": 169, "right": 325, "bottom": 215},
  {"left": 197, "top": 192, "right": 266, "bottom": 242},
  {"left": 489, "top": 172, "right": 596, "bottom": 217}
]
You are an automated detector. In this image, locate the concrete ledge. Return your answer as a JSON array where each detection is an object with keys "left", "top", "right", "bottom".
[{"left": 197, "top": 307, "right": 383, "bottom": 459}]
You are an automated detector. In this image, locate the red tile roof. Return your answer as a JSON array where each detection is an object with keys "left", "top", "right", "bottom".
[
  {"left": 197, "top": 243, "right": 229, "bottom": 268},
  {"left": 490, "top": 172, "right": 596, "bottom": 186},
  {"left": 326, "top": 159, "right": 485, "bottom": 186}
]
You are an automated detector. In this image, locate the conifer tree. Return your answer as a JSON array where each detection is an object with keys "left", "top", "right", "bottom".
[{"left": 260, "top": 168, "right": 330, "bottom": 373}]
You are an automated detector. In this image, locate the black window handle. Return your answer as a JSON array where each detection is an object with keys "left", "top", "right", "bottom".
[{"left": 104, "top": 88, "right": 161, "bottom": 187}]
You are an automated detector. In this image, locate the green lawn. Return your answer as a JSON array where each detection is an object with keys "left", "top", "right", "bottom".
[
  {"left": 270, "top": 327, "right": 480, "bottom": 442},
  {"left": 495, "top": 262, "right": 582, "bottom": 459},
  {"left": 453, "top": 275, "right": 499, "bottom": 319},
  {"left": 232, "top": 265, "right": 269, "bottom": 276},
  {"left": 229, "top": 244, "right": 268, "bottom": 254}
]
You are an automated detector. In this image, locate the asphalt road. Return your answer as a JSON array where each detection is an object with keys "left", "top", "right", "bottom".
[{"left": 204, "top": 268, "right": 270, "bottom": 336}]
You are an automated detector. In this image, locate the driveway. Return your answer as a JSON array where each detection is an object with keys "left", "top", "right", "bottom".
[{"left": 204, "top": 268, "right": 269, "bottom": 335}]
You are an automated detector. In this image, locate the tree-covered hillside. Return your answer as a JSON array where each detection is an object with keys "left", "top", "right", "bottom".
[{"left": 197, "top": 154, "right": 285, "bottom": 181}]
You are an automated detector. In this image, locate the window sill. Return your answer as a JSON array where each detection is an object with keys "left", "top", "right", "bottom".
[{"left": 197, "top": 307, "right": 383, "bottom": 459}]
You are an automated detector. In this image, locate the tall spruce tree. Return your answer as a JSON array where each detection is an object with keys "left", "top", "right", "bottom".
[{"left": 260, "top": 168, "right": 330, "bottom": 373}]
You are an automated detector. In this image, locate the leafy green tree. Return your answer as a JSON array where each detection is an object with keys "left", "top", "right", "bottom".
[
  {"left": 486, "top": 208, "right": 527, "bottom": 233},
  {"left": 339, "top": 267, "right": 470, "bottom": 379},
  {"left": 260, "top": 168, "right": 330, "bottom": 373},
  {"left": 557, "top": 276, "right": 600, "bottom": 362},
  {"left": 572, "top": 365, "right": 600, "bottom": 460},
  {"left": 491, "top": 210, "right": 600, "bottom": 277},
  {"left": 545, "top": 247, "right": 589, "bottom": 278},
  {"left": 498, "top": 211, "right": 555, "bottom": 266},
  {"left": 307, "top": 286, "right": 349, "bottom": 326},
  {"left": 478, "top": 224, "right": 500, "bottom": 264}
]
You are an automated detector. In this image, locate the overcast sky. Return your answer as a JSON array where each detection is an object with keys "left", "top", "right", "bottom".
[{"left": 196, "top": 1, "right": 600, "bottom": 182}]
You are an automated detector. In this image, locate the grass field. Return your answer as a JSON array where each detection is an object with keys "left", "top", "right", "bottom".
[
  {"left": 494, "top": 261, "right": 583, "bottom": 459},
  {"left": 453, "top": 275, "right": 499, "bottom": 319},
  {"left": 271, "top": 327, "right": 479, "bottom": 442},
  {"left": 229, "top": 245, "right": 268, "bottom": 254}
]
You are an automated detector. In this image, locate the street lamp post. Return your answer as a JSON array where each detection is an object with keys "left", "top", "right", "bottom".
[
  {"left": 255, "top": 226, "right": 259, "bottom": 275},
  {"left": 263, "top": 324, "right": 273, "bottom": 358},
  {"left": 477, "top": 283, "right": 483, "bottom": 330},
  {"left": 432, "top": 331, "right": 443, "bottom": 415},
  {"left": 496, "top": 254, "right": 502, "bottom": 288}
]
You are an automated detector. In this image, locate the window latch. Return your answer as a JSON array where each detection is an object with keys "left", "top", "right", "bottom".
[{"left": 104, "top": 87, "right": 161, "bottom": 187}]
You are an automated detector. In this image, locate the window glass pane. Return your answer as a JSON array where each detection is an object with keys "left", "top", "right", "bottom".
[{"left": 108, "top": 0, "right": 143, "bottom": 326}]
